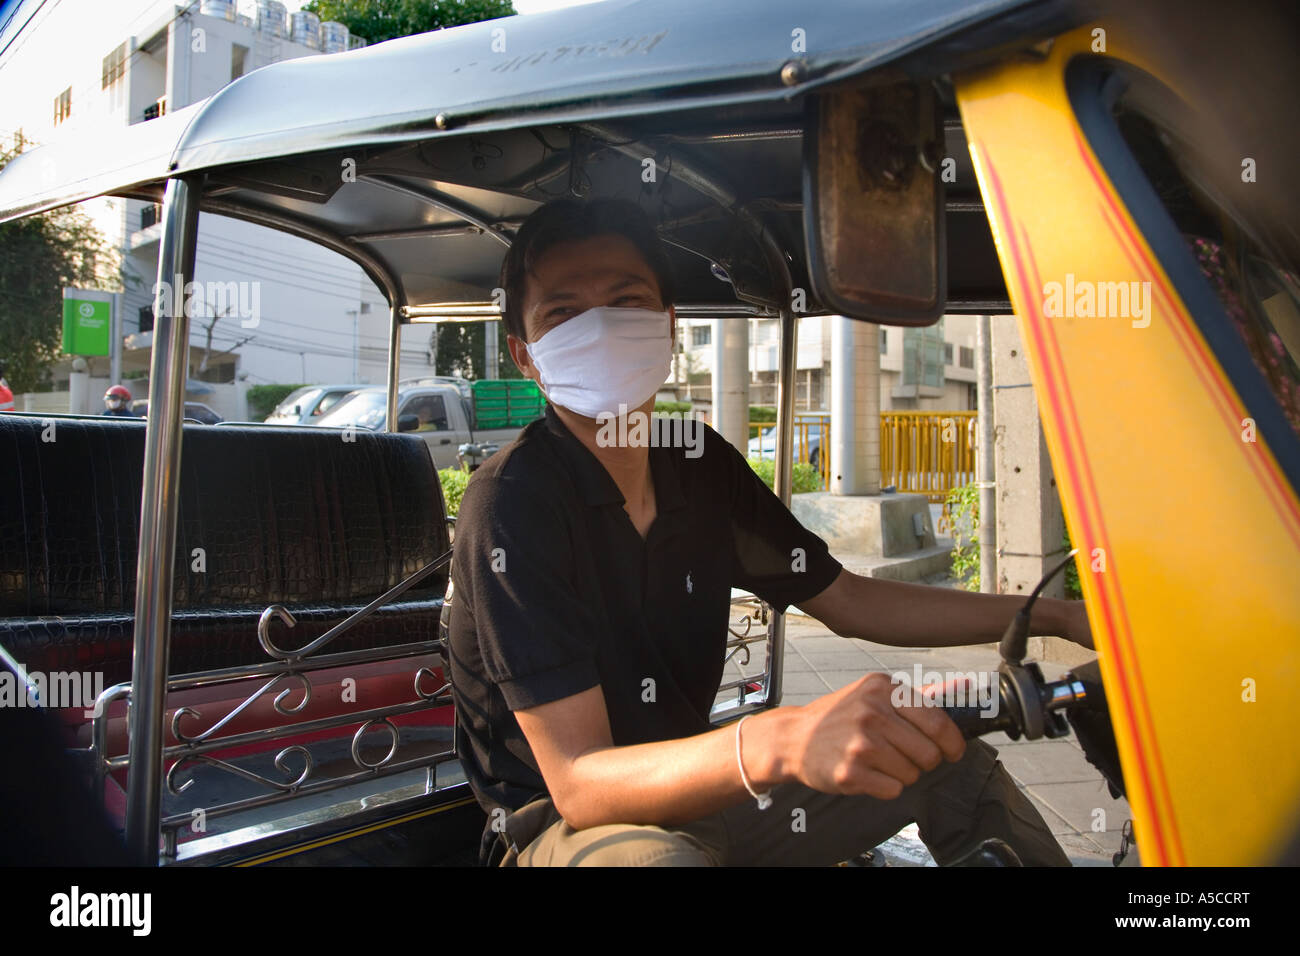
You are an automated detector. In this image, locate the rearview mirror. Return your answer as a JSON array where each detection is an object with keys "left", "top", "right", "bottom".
[{"left": 803, "top": 80, "right": 946, "bottom": 324}]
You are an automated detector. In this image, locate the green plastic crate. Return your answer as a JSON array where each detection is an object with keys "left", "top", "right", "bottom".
[{"left": 472, "top": 379, "right": 546, "bottom": 429}]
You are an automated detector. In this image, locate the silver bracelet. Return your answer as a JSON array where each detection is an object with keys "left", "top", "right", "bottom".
[{"left": 735, "top": 714, "right": 773, "bottom": 810}]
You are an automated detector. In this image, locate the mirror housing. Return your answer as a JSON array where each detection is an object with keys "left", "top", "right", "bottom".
[
  {"left": 803, "top": 80, "right": 946, "bottom": 324},
  {"left": 397, "top": 413, "right": 420, "bottom": 432}
]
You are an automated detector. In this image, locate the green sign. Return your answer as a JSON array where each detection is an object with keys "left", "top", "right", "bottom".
[{"left": 62, "top": 297, "right": 111, "bottom": 356}]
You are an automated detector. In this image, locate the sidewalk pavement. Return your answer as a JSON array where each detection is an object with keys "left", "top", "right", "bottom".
[{"left": 720, "top": 598, "right": 1136, "bottom": 868}]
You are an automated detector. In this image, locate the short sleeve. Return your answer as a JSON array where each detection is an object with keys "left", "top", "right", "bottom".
[
  {"left": 452, "top": 471, "right": 602, "bottom": 711},
  {"left": 719, "top": 432, "right": 843, "bottom": 612}
]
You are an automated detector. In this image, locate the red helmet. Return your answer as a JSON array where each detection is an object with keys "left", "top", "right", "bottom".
[{"left": 105, "top": 385, "right": 132, "bottom": 401}]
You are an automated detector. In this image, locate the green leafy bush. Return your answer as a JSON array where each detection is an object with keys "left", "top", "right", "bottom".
[
  {"left": 1063, "top": 529, "right": 1082, "bottom": 600},
  {"left": 654, "top": 401, "right": 692, "bottom": 415},
  {"left": 746, "top": 458, "right": 822, "bottom": 495},
  {"left": 748, "top": 406, "right": 776, "bottom": 439},
  {"left": 247, "top": 384, "right": 307, "bottom": 421},
  {"left": 939, "top": 483, "right": 1085, "bottom": 599},
  {"left": 438, "top": 467, "right": 470, "bottom": 517},
  {"left": 940, "top": 482, "right": 981, "bottom": 591}
]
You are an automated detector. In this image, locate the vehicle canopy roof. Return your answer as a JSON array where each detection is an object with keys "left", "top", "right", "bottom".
[{"left": 0, "top": 0, "right": 1072, "bottom": 315}]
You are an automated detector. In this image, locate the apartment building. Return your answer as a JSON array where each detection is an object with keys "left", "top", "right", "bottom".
[
  {"left": 0, "top": 1, "right": 435, "bottom": 417},
  {"left": 674, "top": 315, "right": 980, "bottom": 412}
]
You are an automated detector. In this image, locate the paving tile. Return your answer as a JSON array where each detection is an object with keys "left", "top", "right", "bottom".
[
  {"left": 1027, "top": 780, "right": 1131, "bottom": 834},
  {"left": 983, "top": 730, "right": 1034, "bottom": 747},
  {"left": 780, "top": 652, "right": 818, "bottom": 673},
  {"left": 818, "top": 670, "right": 880, "bottom": 691},
  {"left": 780, "top": 671, "right": 831, "bottom": 695},
  {"left": 800, "top": 650, "right": 879, "bottom": 672},
  {"left": 868, "top": 652, "right": 966, "bottom": 673},
  {"left": 1024, "top": 790, "right": 1076, "bottom": 835},
  {"left": 1054, "top": 832, "right": 1114, "bottom": 867},
  {"left": 786, "top": 634, "right": 862, "bottom": 654},
  {"left": 996, "top": 740, "right": 1108, "bottom": 786}
]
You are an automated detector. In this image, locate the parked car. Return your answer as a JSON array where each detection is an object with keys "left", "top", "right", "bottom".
[
  {"left": 748, "top": 418, "right": 825, "bottom": 469},
  {"left": 130, "top": 399, "right": 223, "bottom": 425},
  {"left": 263, "top": 384, "right": 365, "bottom": 424},
  {"left": 313, "top": 382, "right": 534, "bottom": 469}
]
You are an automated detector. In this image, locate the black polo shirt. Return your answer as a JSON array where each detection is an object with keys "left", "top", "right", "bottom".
[{"left": 445, "top": 404, "right": 843, "bottom": 828}]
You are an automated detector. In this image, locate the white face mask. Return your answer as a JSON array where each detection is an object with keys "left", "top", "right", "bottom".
[{"left": 525, "top": 305, "right": 672, "bottom": 420}]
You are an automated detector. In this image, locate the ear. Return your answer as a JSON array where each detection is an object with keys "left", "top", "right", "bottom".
[{"left": 506, "top": 333, "right": 536, "bottom": 381}]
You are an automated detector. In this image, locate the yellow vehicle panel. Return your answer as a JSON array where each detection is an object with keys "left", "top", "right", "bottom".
[{"left": 956, "top": 27, "right": 1300, "bottom": 865}]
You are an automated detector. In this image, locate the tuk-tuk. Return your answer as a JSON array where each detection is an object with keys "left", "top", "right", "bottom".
[{"left": 0, "top": 0, "right": 1295, "bottom": 867}]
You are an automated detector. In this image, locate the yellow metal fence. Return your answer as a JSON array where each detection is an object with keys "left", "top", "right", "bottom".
[{"left": 747, "top": 411, "right": 976, "bottom": 503}]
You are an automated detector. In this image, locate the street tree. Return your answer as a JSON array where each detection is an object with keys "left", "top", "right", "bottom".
[{"left": 0, "top": 145, "right": 117, "bottom": 393}]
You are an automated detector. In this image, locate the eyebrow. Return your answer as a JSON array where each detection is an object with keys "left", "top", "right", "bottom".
[{"left": 533, "top": 275, "right": 656, "bottom": 310}]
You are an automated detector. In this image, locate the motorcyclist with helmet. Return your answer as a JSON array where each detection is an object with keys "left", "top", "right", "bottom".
[{"left": 102, "top": 384, "right": 136, "bottom": 417}]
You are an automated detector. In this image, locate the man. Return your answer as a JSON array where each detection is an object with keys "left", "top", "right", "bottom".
[
  {"left": 102, "top": 384, "right": 136, "bottom": 417},
  {"left": 446, "top": 198, "right": 1092, "bottom": 867}
]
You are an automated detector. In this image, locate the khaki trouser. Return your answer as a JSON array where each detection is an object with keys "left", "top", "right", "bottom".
[{"left": 498, "top": 738, "right": 1069, "bottom": 866}]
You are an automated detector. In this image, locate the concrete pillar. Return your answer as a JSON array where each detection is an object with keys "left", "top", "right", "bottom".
[
  {"left": 991, "top": 315, "right": 1066, "bottom": 600},
  {"left": 712, "top": 317, "right": 749, "bottom": 452},
  {"left": 830, "top": 316, "right": 880, "bottom": 495},
  {"left": 166, "top": 11, "right": 192, "bottom": 111},
  {"left": 485, "top": 319, "right": 499, "bottom": 379},
  {"left": 68, "top": 358, "right": 90, "bottom": 414}
]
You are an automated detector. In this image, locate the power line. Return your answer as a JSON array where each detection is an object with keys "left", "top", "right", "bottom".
[{"left": 194, "top": 243, "right": 376, "bottom": 300}]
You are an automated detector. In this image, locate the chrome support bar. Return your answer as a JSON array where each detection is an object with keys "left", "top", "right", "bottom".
[
  {"left": 257, "top": 549, "right": 452, "bottom": 662},
  {"left": 386, "top": 304, "right": 401, "bottom": 433},
  {"left": 126, "top": 174, "right": 200, "bottom": 864}
]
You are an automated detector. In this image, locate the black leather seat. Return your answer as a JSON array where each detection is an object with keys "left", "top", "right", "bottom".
[{"left": 0, "top": 414, "right": 449, "bottom": 690}]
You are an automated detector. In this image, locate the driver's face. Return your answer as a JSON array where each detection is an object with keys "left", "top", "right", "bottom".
[
  {"left": 505, "top": 233, "right": 675, "bottom": 381},
  {"left": 106, "top": 397, "right": 124, "bottom": 410}
]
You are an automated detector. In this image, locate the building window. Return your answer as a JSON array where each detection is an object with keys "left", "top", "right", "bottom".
[
  {"left": 879, "top": 328, "right": 887, "bottom": 354},
  {"left": 691, "top": 325, "right": 711, "bottom": 347},
  {"left": 140, "top": 202, "right": 162, "bottom": 230},
  {"left": 102, "top": 43, "right": 127, "bottom": 89},
  {"left": 231, "top": 43, "right": 248, "bottom": 81},
  {"left": 944, "top": 342, "right": 954, "bottom": 365},
  {"left": 902, "top": 319, "right": 946, "bottom": 389},
  {"left": 959, "top": 346, "right": 975, "bottom": 369},
  {"left": 138, "top": 305, "right": 154, "bottom": 334},
  {"left": 53, "top": 87, "right": 71, "bottom": 125},
  {"left": 142, "top": 97, "right": 165, "bottom": 122}
]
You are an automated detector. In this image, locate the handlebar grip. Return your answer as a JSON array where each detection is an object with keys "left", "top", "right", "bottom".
[{"left": 942, "top": 704, "right": 998, "bottom": 738}]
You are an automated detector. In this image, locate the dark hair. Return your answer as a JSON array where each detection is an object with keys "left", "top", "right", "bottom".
[{"left": 498, "top": 198, "right": 676, "bottom": 343}]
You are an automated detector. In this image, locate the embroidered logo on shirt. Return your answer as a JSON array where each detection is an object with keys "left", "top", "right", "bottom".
[{"left": 686, "top": 572, "right": 693, "bottom": 594}]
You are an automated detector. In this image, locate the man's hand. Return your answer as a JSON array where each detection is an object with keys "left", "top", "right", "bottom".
[{"left": 787, "top": 673, "right": 966, "bottom": 800}]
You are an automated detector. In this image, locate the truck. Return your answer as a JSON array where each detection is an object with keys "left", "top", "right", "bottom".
[{"left": 313, "top": 377, "right": 545, "bottom": 470}]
